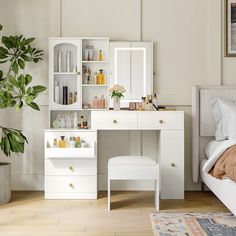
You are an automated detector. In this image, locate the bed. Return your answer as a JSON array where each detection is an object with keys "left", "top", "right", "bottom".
[{"left": 192, "top": 86, "right": 236, "bottom": 215}]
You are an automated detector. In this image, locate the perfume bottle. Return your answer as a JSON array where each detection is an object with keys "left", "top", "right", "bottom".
[
  {"left": 97, "top": 69, "right": 105, "bottom": 84},
  {"left": 69, "top": 137, "right": 76, "bottom": 148},
  {"left": 53, "top": 138, "right": 58, "bottom": 148},
  {"left": 83, "top": 117, "right": 88, "bottom": 129},
  {"left": 59, "top": 136, "right": 66, "bottom": 148},
  {"left": 60, "top": 114, "right": 66, "bottom": 128},
  {"left": 81, "top": 140, "right": 86, "bottom": 148},
  {"left": 93, "top": 96, "right": 99, "bottom": 109},
  {"left": 66, "top": 112, "right": 72, "bottom": 128},
  {"left": 93, "top": 72, "right": 98, "bottom": 84},
  {"left": 73, "top": 112, "right": 78, "bottom": 128},
  {"left": 99, "top": 50, "right": 103, "bottom": 61},
  {"left": 75, "top": 136, "right": 81, "bottom": 148},
  {"left": 99, "top": 95, "right": 105, "bottom": 109}
]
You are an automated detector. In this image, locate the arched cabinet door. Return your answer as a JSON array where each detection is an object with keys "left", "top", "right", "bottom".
[
  {"left": 49, "top": 38, "right": 82, "bottom": 110},
  {"left": 110, "top": 41, "right": 153, "bottom": 108}
]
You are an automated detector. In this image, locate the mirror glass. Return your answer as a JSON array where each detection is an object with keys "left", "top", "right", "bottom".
[{"left": 110, "top": 42, "right": 153, "bottom": 107}]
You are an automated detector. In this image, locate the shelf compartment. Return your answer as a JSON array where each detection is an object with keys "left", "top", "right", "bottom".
[
  {"left": 45, "top": 147, "right": 95, "bottom": 158},
  {"left": 82, "top": 84, "right": 108, "bottom": 87}
]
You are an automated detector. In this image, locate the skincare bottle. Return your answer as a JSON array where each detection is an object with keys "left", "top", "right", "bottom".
[
  {"left": 60, "top": 114, "right": 66, "bottom": 128},
  {"left": 153, "top": 94, "right": 158, "bottom": 110},
  {"left": 54, "top": 80, "right": 60, "bottom": 104},
  {"left": 63, "top": 82, "right": 68, "bottom": 105},
  {"left": 81, "top": 140, "right": 86, "bottom": 148},
  {"left": 69, "top": 137, "right": 76, "bottom": 148},
  {"left": 59, "top": 136, "right": 66, "bottom": 148},
  {"left": 80, "top": 116, "right": 84, "bottom": 129},
  {"left": 65, "top": 50, "right": 70, "bottom": 72},
  {"left": 99, "top": 95, "right": 105, "bottom": 109},
  {"left": 66, "top": 112, "right": 72, "bottom": 128},
  {"left": 68, "top": 92, "right": 73, "bottom": 104},
  {"left": 74, "top": 92, "right": 77, "bottom": 103},
  {"left": 83, "top": 117, "right": 88, "bottom": 129},
  {"left": 93, "top": 96, "right": 99, "bottom": 109},
  {"left": 93, "top": 72, "right": 98, "bottom": 84},
  {"left": 73, "top": 112, "right": 78, "bottom": 128},
  {"left": 99, "top": 50, "right": 103, "bottom": 61},
  {"left": 75, "top": 136, "right": 81, "bottom": 148},
  {"left": 53, "top": 138, "right": 58, "bottom": 148},
  {"left": 98, "top": 69, "right": 104, "bottom": 84},
  {"left": 141, "top": 97, "right": 146, "bottom": 111},
  {"left": 58, "top": 50, "right": 62, "bottom": 72}
]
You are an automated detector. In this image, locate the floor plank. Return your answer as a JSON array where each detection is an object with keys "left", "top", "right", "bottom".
[{"left": 0, "top": 191, "right": 229, "bottom": 236}]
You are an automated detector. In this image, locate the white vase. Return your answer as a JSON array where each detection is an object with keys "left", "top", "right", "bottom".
[{"left": 113, "top": 96, "right": 120, "bottom": 111}]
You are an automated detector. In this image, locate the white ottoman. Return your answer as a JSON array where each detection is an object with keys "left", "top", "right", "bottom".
[{"left": 108, "top": 156, "right": 159, "bottom": 210}]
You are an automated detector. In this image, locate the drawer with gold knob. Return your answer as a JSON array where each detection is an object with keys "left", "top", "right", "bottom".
[
  {"left": 45, "top": 159, "right": 97, "bottom": 176},
  {"left": 138, "top": 111, "right": 184, "bottom": 130},
  {"left": 91, "top": 111, "right": 138, "bottom": 130},
  {"left": 45, "top": 176, "right": 97, "bottom": 193}
]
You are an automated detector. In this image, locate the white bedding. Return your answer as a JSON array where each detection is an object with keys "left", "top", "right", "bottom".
[
  {"left": 203, "top": 138, "right": 236, "bottom": 173},
  {"left": 204, "top": 140, "right": 225, "bottom": 159}
]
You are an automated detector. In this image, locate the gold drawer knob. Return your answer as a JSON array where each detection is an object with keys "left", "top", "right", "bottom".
[
  {"left": 159, "top": 120, "right": 164, "bottom": 124},
  {"left": 69, "top": 166, "right": 74, "bottom": 172},
  {"left": 171, "top": 163, "right": 176, "bottom": 167},
  {"left": 113, "top": 120, "right": 117, "bottom": 124},
  {"left": 69, "top": 183, "right": 75, "bottom": 189}
]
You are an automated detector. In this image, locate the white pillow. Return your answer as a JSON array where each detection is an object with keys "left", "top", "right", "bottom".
[
  {"left": 219, "top": 102, "right": 236, "bottom": 139},
  {"left": 211, "top": 98, "right": 235, "bottom": 140}
]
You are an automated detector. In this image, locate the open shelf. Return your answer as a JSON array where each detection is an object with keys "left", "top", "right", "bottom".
[{"left": 82, "top": 84, "right": 108, "bottom": 87}]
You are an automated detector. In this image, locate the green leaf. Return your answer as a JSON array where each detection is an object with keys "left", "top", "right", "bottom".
[
  {"left": 7, "top": 74, "right": 18, "bottom": 87},
  {"left": 18, "top": 58, "right": 25, "bottom": 69},
  {"left": 2, "top": 36, "right": 14, "bottom": 49},
  {"left": 12, "top": 61, "right": 18, "bottom": 74},
  {"left": 27, "top": 102, "right": 40, "bottom": 111},
  {"left": 24, "top": 37, "right": 35, "bottom": 45},
  {"left": 16, "top": 101, "right": 23, "bottom": 111},
  {"left": 0, "top": 24, "right": 2, "bottom": 31},
  {"left": 32, "top": 85, "right": 46, "bottom": 94},
  {"left": 25, "top": 74, "right": 32, "bottom": 86}
]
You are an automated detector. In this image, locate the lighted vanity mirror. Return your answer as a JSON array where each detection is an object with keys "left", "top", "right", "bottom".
[{"left": 110, "top": 41, "right": 153, "bottom": 107}]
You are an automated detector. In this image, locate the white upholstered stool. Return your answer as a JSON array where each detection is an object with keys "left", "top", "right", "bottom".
[{"left": 108, "top": 156, "right": 159, "bottom": 210}]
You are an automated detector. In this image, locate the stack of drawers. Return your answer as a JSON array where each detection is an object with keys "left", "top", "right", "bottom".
[{"left": 44, "top": 130, "right": 97, "bottom": 199}]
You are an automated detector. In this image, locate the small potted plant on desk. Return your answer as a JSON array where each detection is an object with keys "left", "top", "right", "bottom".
[
  {"left": 109, "top": 84, "right": 126, "bottom": 111},
  {"left": 0, "top": 24, "right": 46, "bottom": 204}
]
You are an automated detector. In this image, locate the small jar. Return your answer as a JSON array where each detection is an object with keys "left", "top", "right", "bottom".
[{"left": 93, "top": 96, "right": 99, "bottom": 109}]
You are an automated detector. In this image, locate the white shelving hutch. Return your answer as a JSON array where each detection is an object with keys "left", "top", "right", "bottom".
[{"left": 45, "top": 37, "right": 109, "bottom": 199}]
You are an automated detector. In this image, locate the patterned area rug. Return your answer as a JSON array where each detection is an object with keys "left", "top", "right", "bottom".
[{"left": 150, "top": 212, "right": 236, "bottom": 236}]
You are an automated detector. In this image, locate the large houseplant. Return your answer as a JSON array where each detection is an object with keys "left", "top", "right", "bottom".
[{"left": 0, "top": 24, "right": 46, "bottom": 203}]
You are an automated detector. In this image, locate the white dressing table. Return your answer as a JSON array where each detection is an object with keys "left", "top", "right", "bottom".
[{"left": 45, "top": 37, "right": 184, "bottom": 200}]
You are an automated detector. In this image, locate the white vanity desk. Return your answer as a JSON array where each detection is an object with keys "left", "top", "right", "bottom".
[{"left": 45, "top": 110, "right": 184, "bottom": 200}]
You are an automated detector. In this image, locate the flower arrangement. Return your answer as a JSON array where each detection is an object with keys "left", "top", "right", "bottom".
[{"left": 109, "top": 84, "right": 126, "bottom": 98}]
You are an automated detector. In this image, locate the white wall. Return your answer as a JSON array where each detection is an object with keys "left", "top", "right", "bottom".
[{"left": 0, "top": 0, "right": 229, "bottom": 191}]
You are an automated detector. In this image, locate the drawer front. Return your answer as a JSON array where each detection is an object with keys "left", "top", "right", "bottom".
[
  {"left": 45, "top": 159, "right": 97, "bottom": 176},
  {"left": 45, "top": 176, "right": 97, "bottom": 193},
  {"left": 91, "top": 111, "right": 138, "bottom": 130},
  {"left": 138, "top": 112, "right": 184, "bottom": 130}
]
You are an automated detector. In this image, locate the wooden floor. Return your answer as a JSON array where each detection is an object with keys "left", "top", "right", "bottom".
[{"left": 0, "top": 191, "right": 229, "bottom": 236}]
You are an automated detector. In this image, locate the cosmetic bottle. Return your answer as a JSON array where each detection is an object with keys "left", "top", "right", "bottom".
[
  {"left": 69, "top": 137, "right": 76, "bottom": 148},
  {"left": 83, "top": 117, "right": 88, "bottom": 129},
  {"left": 59, "top": 136, "right": 66, "bottom": 148},
  {"left": 93, "top": 96, "right": 99, "bottom": 109},
  {"left": 98, "top": 69, "right": 104, "bottom": 84},
  {"left": 141, "top": 97, "right": 146, "bottom": 111},
  {"left": 80, "top": 116, "right": 84, "bottom": 129},
  {"left": 81, "top": 140, "right": 86, "bottom": 148},
  {"left": 75, "top": 136, "right": 81, "bottom": 148},
  {"left": 58, "top": 50, "right": 62, "bottom": 72},
  {"left": 54, "top": 80, "right": 60, "bottom": 104},
  {"left": 99, "top": 95, "right": 106, "bottom": 109},
  {"left": 93, "top": 72, "right": 98, "bottom": 84},
  {"left": 53, "top": 138, "right": 58, "bottom": 148},
  {"left": 69, "top": 92, "right": 73, "bottom": 104},
  {"left": 73, "top": 92, "right": 77, "bottom": 103},
  {"left": 60, "top": 114, "right": 66, "bottom": 128},
  {"left": 63, "top": 82, "right": 68, "bottom": 105},
  {"left": 65, "top": 50, "right": 70, "bottom": 72},
  {"left": 99, "top": 50, "right": 103, "bottom": 61},
  {"left": 153, "top": 94, "right": 158, "bottom": 110},
  {"left": 66, "top": 112, "right": 72, "bottom": 128},
  {"left": 73, "top": 112, "right": 78, "bottom": 128}
]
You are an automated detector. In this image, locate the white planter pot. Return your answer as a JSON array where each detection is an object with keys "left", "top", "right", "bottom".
[{"left": 0, "top": 162, "right": 11, "bottom": 204}]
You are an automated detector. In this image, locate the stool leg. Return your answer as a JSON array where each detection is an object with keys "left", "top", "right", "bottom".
[
  {"left": 155, "top": 180, "right": 159, "bottom": 211},
  {"left": 108, "top": 178, "right": 111, "bottom": 211}
]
